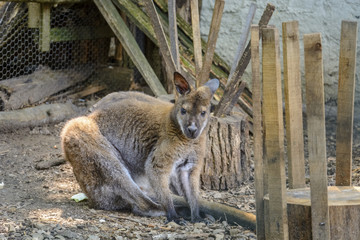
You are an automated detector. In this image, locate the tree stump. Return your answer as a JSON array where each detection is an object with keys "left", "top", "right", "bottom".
[
  {"left": 264, "top": 186, "right": 360, "bottom": 240},
  {"left": 201, "top": 114, "right": 251, "bottom": 190}
]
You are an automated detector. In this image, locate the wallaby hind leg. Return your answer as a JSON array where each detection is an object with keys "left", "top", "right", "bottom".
[{"left": 61, "top": 117, "right": 164, "bottom": 217}]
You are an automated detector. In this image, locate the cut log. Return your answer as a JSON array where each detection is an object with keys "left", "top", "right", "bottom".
[
  {"left": 0, "top": 66, "right": 94, "bottom": 110},
  {"left": 201, "top": 114, "right": 251, "bottom": 190},
  {"left": 0, "top": 102, "right": 78, "bottom": 132},
  {"left": 264, "top": 186, "right": 360, "bottom": 240}
]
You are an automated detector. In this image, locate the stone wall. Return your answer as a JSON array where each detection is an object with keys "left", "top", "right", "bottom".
[{"left": 200, "top": 0, "right": 360, "bottom": 105}]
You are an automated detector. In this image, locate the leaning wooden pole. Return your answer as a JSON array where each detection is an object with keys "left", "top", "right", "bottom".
[
  {"left": 262, "top": 26, "right": 288, "bottom": 240},
  {"left": 304, "top": 33, "right": 330, "bottom": 240},
  {"left": 335, "top": 21, "right": 358, "bottom": 186},
  {"left": 197, "top": 0, "right": 225, "bottom": 87},
  {"left": 190, "top": 0, "right": 203, "bottom": 80},
  {"left": 251, "top": 25, "right": 265, "bottom": 240},
  {"left": 143, "top": 0, "right": 177, "bottom": 75},
  {"left": 282, "top": 21, "right": 306, "bottom": 189},
  {"left": 214, "top": 3, "right": 275, "bottom": 117},
  {"left": 168, "top": 0, "right": 180, "bottom": 70}
]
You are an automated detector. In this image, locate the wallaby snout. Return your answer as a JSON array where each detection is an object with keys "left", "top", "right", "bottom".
[{"left": 186, "top": 122, "right": 198, "bottom": 139}]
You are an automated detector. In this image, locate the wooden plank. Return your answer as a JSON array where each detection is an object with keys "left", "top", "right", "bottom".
[
  {"left": 28, "top": 2, "right": 41, "bottom": 28},
  {"left": 335, "top": 21, "right": 358, "bottom": 186},
  {"left": 251, "top": 25, "right": 265, "bottom": 240},
  {"left": 93, "top": 0, "right": 166, "bottom": 96},
  {"left": 262, "top": 26, "right": 288, "bottom": 240},
  {"left": 282, "top": 21, "right": 306, "bottom": 189},
  {"left": 304, "top": 33, "right": 330, "bottom": 240},
  {"left": 197, "top": 0, "right": 225, "bottom": 87},
  {"left": 40, "top": 3, "right": 51, "bottom": 52},
  {"left": 227, "top": 3, "right": 256, "bottom": 84},
  {"left": 190, "top": 0, "right": 203, "bottom": 79},
  {"left": 168, "top": 0, "right": 180, "bottom": 70},
  {"left": 142, "top": 0, "right": 177, "bottom": 78}
]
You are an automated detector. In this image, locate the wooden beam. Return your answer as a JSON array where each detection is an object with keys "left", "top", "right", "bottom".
[
  {"left": 262, "top": 26, "right": 288, "bottom": 240},
  {"left": 1, "top": 0, "right": 88, "bottom": 3},
  {"left": 304, "top": 33, "right": 330, "bottom": 240},
  {"left": 40, "top": 3, "right": 51, "bottom": 52},
  {"left": 282, "top": 21, "right": 306, "bottom": 189},
  {"left": 251, "top": 25, "right": 265, "bottom": 240},
  {"left": 142, "top": 0, "right": 176, "bottom": 78},
  {"left": 190, "top": 0, "right": 203, "bottom": 79},
  {"left": 214, "top": 3, "right": 275, "bottom": 117},
  {"left": 168, "top": 0, "right": 180, "bottom": 70},
  {"left": 197, "top": 0, "right": 224, "bottom": 87},
  {"left": 28, "top": 2, "right": 41, "bottom": 28},
  {"left": 335, "top": 21, "right": 358, "bottom": 186},
  {"left": 227, "top": 3, "right": 256, "bottom": 84},
  {"left": 93, "top": 0, "right": 166, "bottom": 96}
]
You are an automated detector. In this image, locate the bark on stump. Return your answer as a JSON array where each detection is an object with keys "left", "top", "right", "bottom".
[
  {"left": 201, "top": 114, "right": 250, "bottom": 190},
  {"left": 264, "top": 186, "right": 360, "bottom": 240}
]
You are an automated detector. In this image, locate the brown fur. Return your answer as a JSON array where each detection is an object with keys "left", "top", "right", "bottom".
[{"left": 61, "top": 72, "right": 219, "bottom": 222}]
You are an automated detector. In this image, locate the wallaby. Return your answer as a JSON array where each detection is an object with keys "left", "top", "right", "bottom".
[{"left": 61, "top": 72, "right": 219, "bottom": 222}]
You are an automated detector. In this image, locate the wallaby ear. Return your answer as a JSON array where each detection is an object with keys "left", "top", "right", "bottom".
[
  {"left": 204, "top": 78, "right": 220, "bottom": 95},
  {"left": 174, "top": 72, "right": 191, "bottom": 95}
]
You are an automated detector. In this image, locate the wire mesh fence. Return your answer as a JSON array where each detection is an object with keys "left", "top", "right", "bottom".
[{"left": 0, "top": 2, "right": 114, "bottom": 110}]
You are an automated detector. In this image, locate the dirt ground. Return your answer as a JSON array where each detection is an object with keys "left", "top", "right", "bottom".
[{"left": 1, "top": 104, "right": 360, "bottom": 240}]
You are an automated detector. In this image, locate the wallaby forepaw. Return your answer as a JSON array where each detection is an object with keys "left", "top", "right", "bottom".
[{"left": 166, "top": 217, "right": 188, "bottom": 226}]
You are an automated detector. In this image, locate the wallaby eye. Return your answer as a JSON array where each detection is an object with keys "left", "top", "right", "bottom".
[
  {"left": 201, "top": 111, "right": 206, "bottom": 116},
  {"left": 181, "top": 108, "right": 186, "bottom": 115}
]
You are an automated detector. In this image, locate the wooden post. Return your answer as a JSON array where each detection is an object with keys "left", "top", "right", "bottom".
[
  {"left": 282, "top": 21, "right": 306, "bottom": 189},
  {"left": 190, "top": 0, "right": 203, "bottom": 79},
  {"left": 28, "top": 3, "right": 41, "bottom": 28},
  {"left": 93, "top": 0, "right": 166, "bottom": 96},
  {"left": 40, "top": 3, "right": 51, "bottom": 52},
  {"left": 197, "top": 0, "right": 224, "bottom": 87},
  {"left": 335, "top": 21, "right": 358, "bottom": 186},
  {"left": 262, "top": 26, "right": 288, "bottom": 240},
  {"left": 168, "top": 0, "right": 180, "bottom": 70},
  {"left": 251, "top": 25, "right": 265, "bottom": 240},
  {"left": 304, "top": 33, "right": 330, "bottom": 240}
]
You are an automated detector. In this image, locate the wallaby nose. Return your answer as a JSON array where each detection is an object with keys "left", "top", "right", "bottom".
[{"left": 187, "top": 124, "right": 198, "bottom": 137}]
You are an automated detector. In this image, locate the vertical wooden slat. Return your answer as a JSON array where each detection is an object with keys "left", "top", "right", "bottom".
[
  {"left": 40, "top": 3, "right": 51, "bottom": 52},
  {"left": 197, "top": 0, "right": 224, "bottom": 87},
  {"left": 168, "top": 0, "right": 180, "bottom": 70},
  {"left": 282, "top": 21, "right": 306, "bottom": 189},
  {"left": 28, "top": 3, "right": 41, "bottom": 28},
  {"left": 304, "top": 33, "right": 330, "bottom": 240},
  {"left": 335, "top": 21, "right": 358, "bottom": 186},
  {"left": 262, "top": 26, "right": 288, "bottom": 240},
  {"left": 94, "top": 0, "right": 167, "bottom": 96},
  {"left": 251, "top": 25, "right": 265, "bottom": 240},
  {"left": 190, "top": 0, "right": 203, "bottom": 80}
]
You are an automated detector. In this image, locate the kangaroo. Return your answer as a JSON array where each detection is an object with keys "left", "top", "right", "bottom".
[{"left": 61, "top": 72, "right": 219, "bottom": 222}]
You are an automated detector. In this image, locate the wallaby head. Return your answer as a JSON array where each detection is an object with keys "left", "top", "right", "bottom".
[{"left": 172, "top": 72, "right": 219, "bottom": 139}]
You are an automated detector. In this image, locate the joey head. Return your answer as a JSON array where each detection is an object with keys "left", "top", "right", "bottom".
[{"left": 61, "top": 72, "right": 219, "bottom": 223}]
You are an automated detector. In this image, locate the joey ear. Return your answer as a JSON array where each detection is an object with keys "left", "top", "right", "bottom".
[
  {"left": 174, "top": 72, "right": 191, "bottom": 95},
  {"left": 204, "top": 78, "right": 220, "bottom": 95}
]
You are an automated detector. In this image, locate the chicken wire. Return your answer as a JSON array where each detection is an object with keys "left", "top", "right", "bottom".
[{"left": 0, "top": 2, "right": 111, "bottom": 81}]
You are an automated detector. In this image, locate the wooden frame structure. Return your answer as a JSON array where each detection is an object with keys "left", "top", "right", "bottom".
[{"left": 252, "top": 20, "right": 359, "bottom": 239}]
